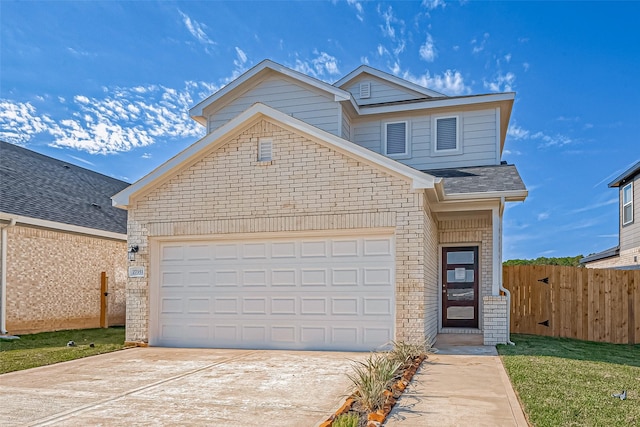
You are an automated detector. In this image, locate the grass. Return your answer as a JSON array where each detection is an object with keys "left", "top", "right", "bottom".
[
  {"left": 497, "top": 334, "right": 640, "bottom": 427},
  {"left": 0, "top": 326, "right": 126, "bottom": 374}
]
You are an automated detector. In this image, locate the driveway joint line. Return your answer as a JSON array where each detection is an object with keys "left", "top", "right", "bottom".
[{"left": 28, "top": 350, "right": 259, "bottom": 427}]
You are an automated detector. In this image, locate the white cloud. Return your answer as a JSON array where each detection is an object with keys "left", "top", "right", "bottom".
[
  {"left": 141, "top": 152, "right": 152, "bottom": 159},
  {"left": 471, "top": 32, "right": 489, "bottom": 54},
  {"left": 0, "top": 80, "right": 219, "bottom": 154},
  {"left": 178, "top": 9, "right": 216, "bottom": 49},
  {"left": 484, "top": 71, "right": 516, "bottom": 92},
  {"left": 234, "top": 47, "right": 247, "bottom": 67},
  {"left": 419, "top": 33, "right": 437, "bottom": 62},
  {"left": 530, "top": 131, "right": 573, "bottom": 148},
  {"left": 293, "top": 52, "right": 340, "bottom": 79},
  {"left": 67, "top": 155, "right": 95, "bottom": 166},
  {"left": 537, "top": 212, "right": 550, "bottom": 221},
  {"left": 422, "top": 0, "right": 446, "bottom": 10},
  {"left": 377, "top": 44, "right": 389, "bottom": 56},
  {"left": 504, "top": 53, "right": 512, "bottom": 63},
  {"left": 346, "top": 0, "right": 364, "bottom": 21},
  {"left": 569, "top": 198, "right": 618, "bottom": 214},
  {"left": 522, "top": 62, "right": 530, "bottom": 71},
  {"left": 402, "top": 69, "right": 470, "bottom": 96},
  {"left": 507, "top": 124, "right": 530, "bottom": 140}
]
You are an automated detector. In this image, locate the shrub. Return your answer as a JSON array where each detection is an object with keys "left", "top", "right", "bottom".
[
  {"left": 386, "top": 338, "right": 431, "bottom": 366},
  {"left": 347, "top": 353, "right": 402, "bottom": 412},
  {"left": 332, "top": 412, "right": 359, "bottom": 427}
]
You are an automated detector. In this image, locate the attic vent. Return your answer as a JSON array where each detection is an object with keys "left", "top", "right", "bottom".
[
  {"left": 63, "top": 165, "right": 70, "bottom": 169},
  {"left": 91, "top": 203, "right": 101, "bottom": 209},
  {"left": 360, "top": 82, "right": 371, "bottom": 99},
  {"left": 258, "top": 138, "right": 273, "bottom": 162}
]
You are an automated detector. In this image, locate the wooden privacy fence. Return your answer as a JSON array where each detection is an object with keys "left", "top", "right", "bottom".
[{"left": 503, "top": 265, "right": 640, "bottom": 344}]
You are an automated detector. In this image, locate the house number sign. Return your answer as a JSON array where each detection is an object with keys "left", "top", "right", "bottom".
[{"left": 128, "top": 266, "right": 145, "bottom": 278}]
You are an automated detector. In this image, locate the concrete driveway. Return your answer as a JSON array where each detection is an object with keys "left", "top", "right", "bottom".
[{"left": 0, "top": 347, "right": 364, "bottom": 426}]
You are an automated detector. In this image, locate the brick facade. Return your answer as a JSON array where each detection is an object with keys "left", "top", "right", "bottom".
[
  {"left": 125, "top": 119, "right": 504, "bottom": 345},
  {"left": 482, "top": 295, "right": 508, "bottom": 345},
  {"left": 4, "top": 225, "right": 127, "bottom": 334},
  {"left": 585, "top": 246, "right": 640, "bottom": 270}
]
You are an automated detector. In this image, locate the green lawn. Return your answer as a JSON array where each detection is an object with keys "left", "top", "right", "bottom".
[
  {"left": 0, "top": 327, "right": 126, "bottom": 374},
  {"left": 498, "top": 334, "right": 640, "bottom": 426}
]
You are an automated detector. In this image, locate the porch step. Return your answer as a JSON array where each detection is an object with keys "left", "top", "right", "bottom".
[{"left": 435, "top": 333, "right": 483, "bottom": 346}]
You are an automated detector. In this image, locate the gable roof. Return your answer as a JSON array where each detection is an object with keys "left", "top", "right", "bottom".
[
  {"left": 189, "top": 59, "right": 352, "bottom": 126},
  {"left": 609, "top": 160, "right": 640, "bottom": 187},
  {"left": 334, "top": 65, "right": 446, "bottom": 98},
  {"left": 0, "top": 141, "right": 128, "bottom": 236},
  {"left": 113, "top": 103, "right": 441, "bottom": 208}
]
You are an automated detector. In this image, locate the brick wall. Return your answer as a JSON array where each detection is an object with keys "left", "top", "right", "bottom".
[
  {"left": 482, "top": 295, "right": 508, "bottom": 345},
  {"left": 4, "top": 225, "right": 127, "bottom": 334},
  {"left": 126, "top": 119, "right": 433, "bottom": 344}
]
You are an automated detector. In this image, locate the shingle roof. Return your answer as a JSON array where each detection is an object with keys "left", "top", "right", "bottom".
[
  {"left": 580, "top": 246, "right": 619, "bottom": 264},
  {"left": 422, "top": 164, "right": 526, "bottom": 195},
  {"left": 0, "top": 141, "right": 128, "bottom": 234}
]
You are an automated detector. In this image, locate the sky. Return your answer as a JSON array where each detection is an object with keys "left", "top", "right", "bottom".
[{"left": 1, "top": 0, "right": 639, "bottom": 261}]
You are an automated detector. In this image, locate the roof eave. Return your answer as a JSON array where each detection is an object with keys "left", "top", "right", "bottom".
[
  {"left": 357, "top": 92, "right": 516, "bottom": 115},
  {"left": 0, "top": 212, "right": 127, "bottom": 240},
  {"left": 334, "top": 65, "right": 446, "bottom": 98},
  {"left": 442, "top": 189, "right": 528, "bottom": 202},
  {"left": 608, "top": 160, "right": 640, "bottom": 187}
]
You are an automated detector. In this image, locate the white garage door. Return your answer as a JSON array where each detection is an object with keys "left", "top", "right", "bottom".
[{"left": 152, "top": 234, "right": 395, "bottom": 351}]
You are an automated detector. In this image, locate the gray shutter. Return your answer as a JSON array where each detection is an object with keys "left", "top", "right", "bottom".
[
  {"left": 386, "top": 122, "right": 406, "bottom": 155},
  {"left": 436, "top": 117, "right": 457, "bottom": 151}
]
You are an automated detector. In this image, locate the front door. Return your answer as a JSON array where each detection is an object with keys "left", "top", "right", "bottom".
[{"left": 442, "top": 246, "right": 479, "bottom": 328}]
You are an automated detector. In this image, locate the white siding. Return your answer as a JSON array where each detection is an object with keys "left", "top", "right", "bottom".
[
  {"left": 352, "top": 109, "right": 499, "bottom": 170},
  {"left": 205, "top": 75, "right": 340, "bottom": 136},
  {"left": 345, "top": 75, "right": 428, "bottom": 106},
  {"left": 621, "top": 174, "right": 640, "bottom": 251},
  {"left": 341, "top": 112, "right": 351, "bottom": 140}
]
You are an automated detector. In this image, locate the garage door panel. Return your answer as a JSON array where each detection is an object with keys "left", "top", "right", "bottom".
[{"left": 155, "top": 234, "right": 394, "bottom": 351}]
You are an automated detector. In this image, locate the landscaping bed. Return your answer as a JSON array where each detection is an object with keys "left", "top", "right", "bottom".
[{"left": 321, "top": 341, "right": 429, "bottom": 427}]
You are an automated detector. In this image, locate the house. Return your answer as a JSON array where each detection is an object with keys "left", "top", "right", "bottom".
[
  {"left": 0, "top": 141, "right": 128, "bottom": 335},
  {"left": 581, "top": 160, "right": 640, "bottom": 269},
  {"left": 113, "top": 60, "right": 527, "bottom": 350}
]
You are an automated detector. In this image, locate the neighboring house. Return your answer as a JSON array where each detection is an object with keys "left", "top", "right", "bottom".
[
  {"left": 113, "top": 60, "right": 527, "bottom": 350},
  {"left": 0, "top": 141, "right": 128, "bottom": 335},
  {"left": 582, "top": 160, "right": 640, "bottom": 270}
]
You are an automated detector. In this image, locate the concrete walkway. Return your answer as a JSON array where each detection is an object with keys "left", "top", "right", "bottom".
[{"left": 384, "top": 345, "right": 528, "bottom": 427}]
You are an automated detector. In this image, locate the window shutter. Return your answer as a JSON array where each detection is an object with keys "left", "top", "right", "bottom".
[
  {"left": 360, "top": 82, "right": 371, "bottom": 99},
  {"left": 386, "top": 122, "right": 406, "bottom": 155},
  {"left": 258, "top": 139, "right": 272, "bottom": 161},
  {"left": 436, "top": 117, "right": 457, "bottom": 151}
]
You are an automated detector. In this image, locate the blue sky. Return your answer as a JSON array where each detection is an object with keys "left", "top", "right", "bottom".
[{"left": 1, "top": 1, "right": 639, "bottom": 260}]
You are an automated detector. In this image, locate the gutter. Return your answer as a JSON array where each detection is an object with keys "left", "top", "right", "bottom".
[{"left": 1, "top": 218, "right": 16, "bottom": 335}]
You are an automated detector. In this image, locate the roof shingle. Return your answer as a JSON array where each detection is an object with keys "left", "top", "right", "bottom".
[
  {"left": 423, "top": 164, "right": 526, "bottom": 195},
  {"left": 0, "top": 141, "right": 128, "bottom": 234}
]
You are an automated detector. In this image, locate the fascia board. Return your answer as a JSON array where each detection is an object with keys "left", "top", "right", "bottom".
[
  {"left": 443, "top": 189, "right": 528, "bottom": 201},
  {"left": 357, "top": 92, "right": 516, "bottom": 115},
  {"left": 189, "top": 60, "right": 350, "bottom": 120},
  {"left": 0, "top": 212, "right": 127, "bottom": 240},
  {"left": 334, "top": 65, "right": 445, "bottom": 98},
  {"left": 430, "top": 199, "right": 501, "bottom": 213}
]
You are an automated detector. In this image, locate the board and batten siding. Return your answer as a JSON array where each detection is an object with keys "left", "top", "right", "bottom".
[
  {"left": 351, "top": 108, "right": 500, "bottom": 170},
  {"left": 344, "top": 76, "right": 427, "bottom": 106},
  {"left": 205, "top": 75, "right": 341, "bottom": 136},
  {"left": 620, "top": 173, "right": 640, "bottom": 251}
]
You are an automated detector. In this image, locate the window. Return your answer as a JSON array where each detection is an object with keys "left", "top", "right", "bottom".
[
  {"left": 434, "top": 116, "right": 459, "bottom": 152},
  {"left": 384, "top": 121, "right": 408, "bottom": 156},
  {"left": 623, "top": 182, "right": 633, "bottom": 225},
  {"left": 258, "top": 138, "right": 272, "bottom": 162}
]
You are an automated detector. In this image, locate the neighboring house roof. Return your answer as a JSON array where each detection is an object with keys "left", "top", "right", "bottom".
[
  {"left": 580, "top": 246, "right": 620, "bottom": 264},
  {"left": 424, "top": 165, "right": 527, "bottom": 200},
  {"left": 609, "top": 160, "right": 640, "bottom": 187},
  {"left": 0, "top": 141, "right": 129, "bottom": 235},
  {"left": 113, "top": 103, "right": 441, "bottom": 208},
  {"left": 334, "top": 64, "right": 446, "bottom": 98},
  {"left": 189, "top": 59, "right": 352, "bottom": 126}
]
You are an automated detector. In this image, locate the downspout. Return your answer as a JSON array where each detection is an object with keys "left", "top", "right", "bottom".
[
  {"left": 1, "top": 218, "right": 17, "bottom": 335},
  {"left": 495, "top": 197, "right": 515, "bottom": 345}
]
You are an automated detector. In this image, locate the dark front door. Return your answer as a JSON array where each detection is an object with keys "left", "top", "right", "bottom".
[{"left": 442, "top": 246, "right": 479, "bottom": 328}]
